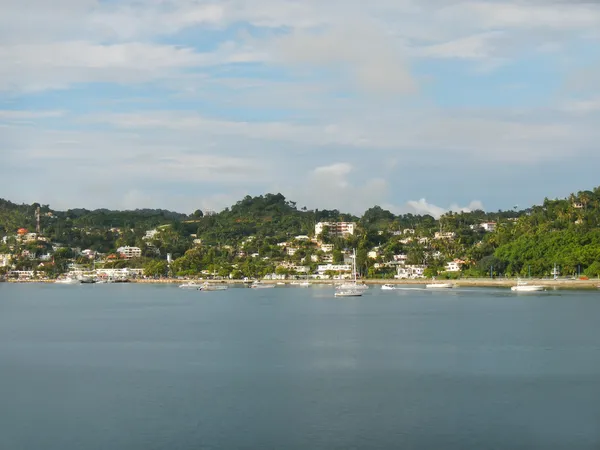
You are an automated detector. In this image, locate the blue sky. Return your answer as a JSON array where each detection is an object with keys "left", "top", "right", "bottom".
[{"left": 1, "top": 0, "right": 600, "bottom": 217}]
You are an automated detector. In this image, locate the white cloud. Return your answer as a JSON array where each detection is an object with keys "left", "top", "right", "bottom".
[
  {"left": 0, "top": 41, "right": 260, "bottom": 92},
  {"left": 284, "top": 163, "right": 390, "bottom": 215},
  {"left": 266, "top": 22, "right": 416, "bottom": 95},
  {"left": 406, "top": 199, "right": 484, "bottom": 218}
]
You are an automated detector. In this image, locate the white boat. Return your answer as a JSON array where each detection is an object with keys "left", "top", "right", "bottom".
[
  {"left": 200, "top": 283, "right": 228, "bottom": 291},
  {"left": 381, "top": 284, "right": 396, "bottom": 290},
  {"left": 250, "top": 281, "right": 276, "bottom": 289},
  {"left": 334, "top": 289, "right": 363, "bottom": 297},
  {"left": 179, "top": 281, "right": 202, "bottom": 289},
  {"left": 511, "top": 280, "right": 544, "bottom": 292},
  {"left": 334, "top": 249, "right": 363, "bottom": 297},
  {"left": 55, "top": 276, "right": 79, "bottom": 284},
  {"left": 426, "top": 283, "right": 454, "bottom": 289},
  {"left": 292, "top": 281, "right": 310, "bottom": 287}
]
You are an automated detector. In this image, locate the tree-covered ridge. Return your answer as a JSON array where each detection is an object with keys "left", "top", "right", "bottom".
[{"left": 2, "top": 188, "right": 600, "bottom": 279}]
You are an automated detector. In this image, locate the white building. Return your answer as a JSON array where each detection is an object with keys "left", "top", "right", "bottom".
[
  {"left": 287, "top": 247, "right": 299, "bottom": 256},
  {"left": 395, "top": 265, "right": 426, "bottom": 279},
  {"left": 480, "top": 222, "right": 497, "bottom": 232},
  {"left": 320, "top": 244, "right": 334, "bottom": 253},
  {"left": 317, "top": 264, "right": 352, "bottom": 275},
  {"left": 403, "top": 229, "right": 415, "bottom": 235},
  {"left": 315, "top": 222, "right": 356, "bottom": 238},
  {"left": 117, "top": 246, "right": 142, "bottom": 259},
  {"left": 295, "top": 235, "right": 310, "bottom": 241},
  {"left": 434, "top": 232, "right": 456, "bottom": 240},
  {"left": 393, "top": 254, "right": 408, "bottom": 263},
  {"left": 445, "top": 260, "right": 462, "bottom": 272},
  {"left": 144, "top": 229, "right": 159, "bottom": 240},
  {"left": 368, "top": 248, "right": 380, "bottom": 259}
]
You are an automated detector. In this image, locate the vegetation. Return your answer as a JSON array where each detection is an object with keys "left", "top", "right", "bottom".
[{"left": 3, "top": 187, "right": 600, "bottom": 279}]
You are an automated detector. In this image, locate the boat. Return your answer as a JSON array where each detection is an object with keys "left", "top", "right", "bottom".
[
  {"left": 55, "top": 276, "right": 80, "bottom": 284},
  {"left": 250, "top": 281, "right": 276, "bottom": 289},
  {"left": 291, "top": 281, "right": 310, "bottom": 287},
  {"left": 200, "top": 283, "right": 228, "bottom": 291},
  {"left": 511, "top": 279, "right": 544, "bottom": 292},
  {"left": 334, "top": 289, "right": 363, "bottom": 297},
  {"left": 334, "top": 249, "right": 363, "bottom": 297},
  {"left": 78, "top": 275, "right": 96, "bottom": 284},
  {"left": 381, "top": 284, "right": 396, "bottom": 290},
  {"left": 179, "top": 281, "right": 202, "bottom": 289},
  {"left": 425, "top": 283, "right": 454, "bottom": 289}
]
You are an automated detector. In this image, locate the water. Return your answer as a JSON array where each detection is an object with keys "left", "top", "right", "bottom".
[{"left": 1, "top": 283, "right": 600, "bottom": 449}]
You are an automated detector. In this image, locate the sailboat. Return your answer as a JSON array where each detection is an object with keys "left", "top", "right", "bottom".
[{"left": 335, "top": 249, "right": 363, "bottom": 297}]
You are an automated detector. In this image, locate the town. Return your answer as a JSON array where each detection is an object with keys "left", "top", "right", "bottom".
[{"left": 2, "top": 189, "right": 600, "bottom": 283}]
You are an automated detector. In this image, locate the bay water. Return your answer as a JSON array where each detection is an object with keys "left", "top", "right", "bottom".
[{"left": 1, "top": 283, "right": 600, "bottom": 449}]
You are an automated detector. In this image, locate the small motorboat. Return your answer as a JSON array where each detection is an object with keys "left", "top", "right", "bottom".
[
  {"left": 511, "top": 280, "right": 544, "bottom": 292},
  {"left": 200, "top": 283, "right": 228, "bottom": 291},
  {"left": 381, "top": 284, "right": 396, "bottom": 290}
]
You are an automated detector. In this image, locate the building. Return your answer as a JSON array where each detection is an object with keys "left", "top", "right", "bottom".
[
  {"left": 295, "top": 235, "right": 310, "bottom": 241},
  {"left": 287, "top": 247, "right": 299, "bottom": 256},
  {"left": 315, "top": 222, "right": 356, "bottom": 238},
  {"left": 317, "top": 264, "right": 352, "bottom": 275},
  {"left": 116, "top": 246, "right": 142, "bottom": 259},
  {"left": 480, "top": 222, "right": 497, "bottom": 232},
  {"left": 144, "top": 229, "right": 159, "bottom": 240},
  {"left": 393, "top": 254, "right": 408, "bottom": 263},
  {"left": 395, "top": 265, "right": 426, "bottom": 279},
  {"left": 445, "top": 260, "right": 463, "bottom": 272},
  {"left": 434, "top": 232, "right": 456, "bottom": 240},
  {"left": 319, "top": 244, "right": 334, "bottom": 253},
  {"left": 368, "top": 248, "right": 380, "bottom": 259}
]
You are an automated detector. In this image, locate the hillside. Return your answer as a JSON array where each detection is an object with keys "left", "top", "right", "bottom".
[{"left": 2, "top": 188, "right": 600, "bottom": 279}]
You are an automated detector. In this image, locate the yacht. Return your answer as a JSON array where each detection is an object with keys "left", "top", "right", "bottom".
[
  {"left": 334, "top": 249, "right": 363, "bottom": 297},
  {"left": 334, "top": 289, "right": 363, "bottom": 297},
  {"left": 511, "top": 279, "right": 544, "bottom": 292}
]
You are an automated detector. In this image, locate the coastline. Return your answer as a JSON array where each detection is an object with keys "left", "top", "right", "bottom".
[{"left": 6, "top": 277, "right": 599, "bottom": 290}]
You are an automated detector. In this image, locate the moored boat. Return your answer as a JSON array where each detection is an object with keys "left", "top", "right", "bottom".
[
  {"left": 250, "top": 281, "right": 276, "bottom": 289},
  {"left": 511, "top": 280, "right": 544, "bottom": 292}
]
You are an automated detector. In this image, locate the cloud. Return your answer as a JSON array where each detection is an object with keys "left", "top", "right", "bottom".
[
  {"left": 267, "top": 22, "right": 416, "bottom": 95},
  {"left": 284, "top": 163, "right": 389, "bottom": 215},
  {"left": 406, "top": 199, "right": 484, "bottom": 218},
  {"left": 0, "top": 41, "right": 258, "bottom": 92}
]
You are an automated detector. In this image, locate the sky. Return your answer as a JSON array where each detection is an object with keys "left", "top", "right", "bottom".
[{"left": 1, "top": 0, "right": 600, "bottom": 217}]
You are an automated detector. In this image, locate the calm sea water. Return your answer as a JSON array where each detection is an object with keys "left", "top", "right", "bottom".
[{"left": 1, "top": 283, "right": 600, "bottom": 449}]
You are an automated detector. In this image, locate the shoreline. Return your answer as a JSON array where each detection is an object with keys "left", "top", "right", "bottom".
[{"left": 6, "top": 278, "right": 600, "bottom": 290}]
